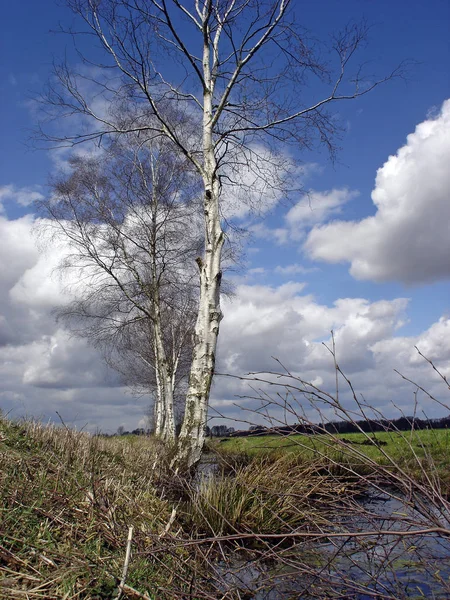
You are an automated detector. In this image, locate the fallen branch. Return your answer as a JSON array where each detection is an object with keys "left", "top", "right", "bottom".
[{"left": 150, "top": 525, "right": 450, "bottom": 549}]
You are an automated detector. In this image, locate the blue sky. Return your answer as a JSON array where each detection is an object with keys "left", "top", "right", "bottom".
[{"left": 0, "top": 1, "right": 449, "bottom": 432}]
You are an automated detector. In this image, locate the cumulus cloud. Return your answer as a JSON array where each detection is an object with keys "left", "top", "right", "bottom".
[
  {"left": 10, "top": 248, "right": 69, "bottom": 309},
  {"left": 219, "top": 142, "right": 320, "bottom": 222},
  {"left": 0, "top": 215, "right": 47, "bottom": 346},
  {"left": 22, "top": 329, "right": 120, "bottom": 390},
  {"left": 220, "top": 145, "right": 295, "bottom": 220},
  {"left": 247, "top": 267, "right": 267, "bottom": 276},
  {"left": 1, "top": 213, "right": 448, "bottom": 431},
  {"left": 275, "top": 263, "right": 318, "bottom": 276},
  {"left": 285, "top": 188, "right": 359, "bottom": 235},
  {"left": 250, "top": 188, "right": 358, "bottom": 245},
  {"left": 1, "top": 191, "right": 449, "bottom": 433},
  {"left": 218, "top": 284, "right": 409, "bottom": 375},
  {"left": 304, "top": 99, "right": 450, "bottom": 284},
  {"left": 250, "top": 222, "right": 290, "bottom": 245}
]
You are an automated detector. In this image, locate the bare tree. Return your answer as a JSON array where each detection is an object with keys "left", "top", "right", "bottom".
[
  {"left": 38, "top": 0, "right": 406, "bottom": 467},
  {"left": 38, "top": 132, "right": 202, "bottom": 442}
]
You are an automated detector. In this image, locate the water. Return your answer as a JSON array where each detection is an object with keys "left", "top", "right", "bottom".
[
  {"left": 212, "top": 486, "right": 450, "bottom": 598},
  {"left": 321, "top": 492, "right": 450, "bottom": 599}
]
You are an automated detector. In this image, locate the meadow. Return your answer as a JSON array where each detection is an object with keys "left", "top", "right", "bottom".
[{"left": 214, "top": 428, "right": 450, "bottom": 494}]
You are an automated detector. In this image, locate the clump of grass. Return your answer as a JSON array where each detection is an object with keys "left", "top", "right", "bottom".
[{"left": 185, "top": 453, "right": 362, "bottom": 537}]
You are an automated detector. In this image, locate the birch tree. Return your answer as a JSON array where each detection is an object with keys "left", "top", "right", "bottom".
[
  {"left": 39, "top": 134, "right": 201, "bottom": 442},
  {"left": 40, "top": 0, "right": 405, "bottom": 467}
]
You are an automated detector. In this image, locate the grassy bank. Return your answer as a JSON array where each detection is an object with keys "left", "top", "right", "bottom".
[
  {"left": 1, "top": 416, "right": 351, "bottom": 598},
  {"left": 2, "top": 414, "right": 449, "bottom": 598}
]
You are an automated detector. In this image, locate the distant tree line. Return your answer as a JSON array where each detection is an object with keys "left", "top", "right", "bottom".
[
  {"left": 206, "top": 425, "right": 235, "bottom": 438},
  {"left": 111, "top": 414, "right": 450, "bottom": 438},
  {"left": 113, "top": 426, "right": 148, "bottom": 437},
  {"left": 112, "top": 425, "right": 236, "bottom": 438},
  {"left": 230, "top": 415, "right": 450, "bottom": 437}
]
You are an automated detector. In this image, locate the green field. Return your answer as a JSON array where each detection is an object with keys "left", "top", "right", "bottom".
[
  {"left": 215, "top": 428, "right": 450, "bottom": 492},
  {"left": 218, "top": 428, "right": 450, "bottom": 457}
]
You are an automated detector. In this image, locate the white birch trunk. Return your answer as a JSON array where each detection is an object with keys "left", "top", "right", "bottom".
[
  {"left": 174, "top": 15, "right": 224, "bottom": 468},
  {"left": 175, "top": 184, "right": 223, "bottom": 466},
  {"left": 153, "top": 382, "right": 164, "bottom": 437}
]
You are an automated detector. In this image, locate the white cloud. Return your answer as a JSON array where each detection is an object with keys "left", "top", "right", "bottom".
[
  {"left": 219, "top": 142, "right": 320, "bottom": 222},
  {"left": 286, "top": 188, "right": 359, "bottom": 236},
  {"left": 304, "top": 99, "right": 450, "bottom": 284},
  {"left": 22, "top": 329, "right": 120, "bottom": 390},
  {"left": 247, "top": 267, "right": 266, "bottom": 276},
  {"left": 10, "top": 249, "right": 69, "bottom": 309},
  {"left": 0, "top": 184, "right": 44, "bottom": 210},
  {"left": 250, "top": 222, "right": 290, "bottom": 245},
  {"left": 275, "top": 263, "right": 317, "bottom": 276},
  {"left": 1, "top": 198, "right": 449, "bottom": 433},
  {"left": 218, "top": 285, "right": 409, "bottom": 375},
  {"left": 213, "top": 283, "right": 449, "bottom": 427},
  {"left": 0, "top": 214, "right": 142, "bottom": 432},
  {"left": 249, "top": 188, "right": 358, "bottom": 246},
  {"left": 220, "top": 145, "right": 295, "bottom": 220}
]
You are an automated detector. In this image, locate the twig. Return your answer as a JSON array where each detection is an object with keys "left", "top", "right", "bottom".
[
  {"left": 116, "top": 526, "right": 133, "bottom": 600},
  {"left": 39, "top": 554, "right": 57, "bottom": 567},
  {"left": 120, "top": 583, "right": 153, "bottom": 600},
  {"left": 55, "top": 410, "right": 72, "bottom": 432},
  {"left": 159, "top": 507, "right": 177, "bottom": 538}
]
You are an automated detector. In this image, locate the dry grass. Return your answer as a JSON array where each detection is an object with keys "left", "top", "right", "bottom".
[
  {"left": 185, "top": 453, "right": 364, "bottom": 537},
  {"left": 0, "top": 415, "right": 194, "bottom": 599}
]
